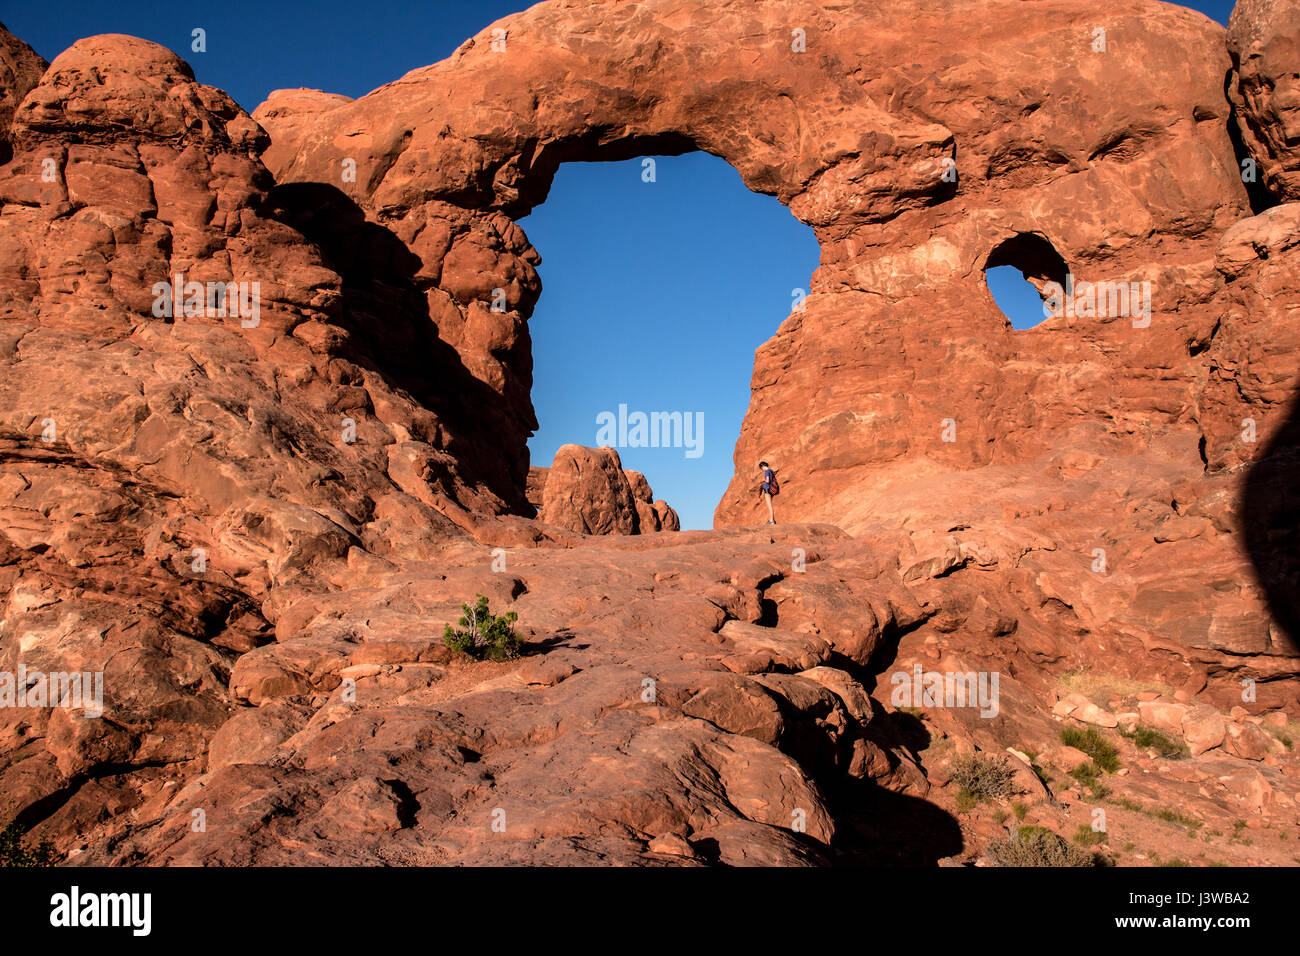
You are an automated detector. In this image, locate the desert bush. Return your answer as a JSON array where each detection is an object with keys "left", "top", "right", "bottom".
[
  {"left": 950, "top": 752, "right": 1017, "bottom": 802},
  {"left": 988, "top": 826, "right": 1098, "bottom": 867},
  {"left": 955, "top": 789, "right": 978, "bottom": 815},
  {"left": 1147, "top": 806, "right": 1200, "bottom": 829},
  {"left": 1073, "top": 823, "right": 1106, "bottom": 847},
  {"left": 443, "top": 595, "right": 523, "bottom": 661},
  {"left": 0, "top": 822, "right": 55, "bottom": 868},
  {"left": 1059, "top": 726, "right": 1121, "bottom": 772}
]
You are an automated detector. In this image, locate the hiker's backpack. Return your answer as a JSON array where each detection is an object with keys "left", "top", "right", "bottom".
[{"left": 766, "top": 470, "right": 780, "bottom": 495}]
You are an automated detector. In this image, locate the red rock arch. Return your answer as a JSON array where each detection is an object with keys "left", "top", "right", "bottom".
[{"left": 257, "top": 0, "right": 1250, "bottom": 536}]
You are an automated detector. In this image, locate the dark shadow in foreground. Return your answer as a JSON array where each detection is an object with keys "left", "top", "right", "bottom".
[
  {"left": 1241, "top": 390, "right": 1300, "bottom": 656},
  {"left": 828, "top": 776, "right": 965, "bottom": 866}
]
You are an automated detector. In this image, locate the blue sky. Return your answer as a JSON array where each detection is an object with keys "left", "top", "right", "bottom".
[
  {"left": 518, "top": 156, "right": 818, "bottom": 529},
  {"left": 4, "top": 0, "right": 1237, "bottom": 528}
]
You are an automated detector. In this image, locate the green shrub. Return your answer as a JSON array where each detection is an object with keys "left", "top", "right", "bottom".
[
  {"left": 0, "top": 822, "right": 55, "bottom": 868},
  {"left": 1060, "top": 726, "right": 1120, "bottom": 772},
  {"left": 1067, "top": 761, "right": 1110, "bottom": 798},
  {"left": 1069, "top": 762, "right": 1099, "bottom": 787},
  {"left": 955, "top": 789, "right": 978, "bottom": 815},
  {"left": 1120, "top": 724, "right": 1188, "bottom": 759},
  {"left": 1111, "top": 797, "right": 1201, "bottom": 831},
  {"left": 1153, "top": 807, "right": 1201, "bottom": 830},
  {"left": 950, "top": 753, "right": 1018, "bottom": 802},
  {"left": 1073, "top": 823, "right": 1106, "bottom": 847},
  {"left": 442, "top": 595, "right": 523, "bottom": 661},
  {"left": 988, "top": 826, "right": 1098, "bottom": 867}
]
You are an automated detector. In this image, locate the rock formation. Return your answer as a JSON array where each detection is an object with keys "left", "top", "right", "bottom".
[
  {"left": 0, "top": 24, "right": 43, "bottom": 165},
  {"left": 530, "top": 444, "right": 680, "bottom": 534},
  {"left": 1229, "top": 0, "right": 1300, "bottom": 202},
  {"left": 0, "top": 0, "right": 1297, "bottom": 867},
  {"left": 250, "top": 0, "right": 1299, "bottom": 701}
]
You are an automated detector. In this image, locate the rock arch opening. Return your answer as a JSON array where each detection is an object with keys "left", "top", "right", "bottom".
[
  {"left": 983, "top": 233, "right": 1069, "bottom": 330},
  {"left": 516, "top": 151, "right": 820, "bottom": 530}
]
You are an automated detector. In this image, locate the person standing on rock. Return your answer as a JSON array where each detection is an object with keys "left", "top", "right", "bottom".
[{"left": 757, "top": 460, "right": 779, "bottom": 524}]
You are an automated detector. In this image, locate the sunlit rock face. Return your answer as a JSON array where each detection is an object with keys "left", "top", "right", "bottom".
[
  {"left": 528, "top": 445, "right": 680, "bottom": 535},
  {"left": 259, "top": 0, "right": 1295, "bottom": 684},
  {"left": 0, "top": 1, "right": 1297, "bottom": 867}
]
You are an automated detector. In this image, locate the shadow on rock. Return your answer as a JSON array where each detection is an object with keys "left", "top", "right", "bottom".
[
  {"left": 828, "top": 777, "right": 964, "bottom": 866},
  {"left": 1242, "top": 389, "right": 1300, "bottom": 655},
  {"left": 266, "top": 181, "right": 529, "bottom": 511},
  {"left": 530, "top": 628, "right": 590, "bottom": 652},
  {"left": 883, "top": 709, "right": 932, "bottom": 755}
]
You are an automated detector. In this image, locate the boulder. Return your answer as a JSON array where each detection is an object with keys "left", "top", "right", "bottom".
[
  {"left": 535, "top": 445, "right": 679, "bottom": 534},
  {"left": 1048, "top": 746, "right": 1092, "bottom": 773},
  {"left": 1225, "top": 720, "right": 1274, "bottom": 761},
  {"left": 1182, "top": 706, "right": 1227, "bottom": 757},
  {"left": 1053, "top": 692, "right": 1117, "bottom": 727},
  {"left": 718, "top": 620, "right": 832, "bottom": 673},
  {"left": 1138, "top": 700, "right": 1188, "bottom": 738}
]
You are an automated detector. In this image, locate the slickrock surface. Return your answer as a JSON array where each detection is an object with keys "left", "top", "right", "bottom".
[{"left": 0, "top": 1, "right": 1298, "bottom": 867}]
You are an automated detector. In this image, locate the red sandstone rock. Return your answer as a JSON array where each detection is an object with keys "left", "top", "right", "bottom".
[
  {"left": 537, "top": 444, "right": 638, "bottom": 534},
  {"left": 1054, "top": 693, "right": 1118, "bottom": 728},
  {"left": 1183, "top": 705, "right": 1228, "bottom": 757},
  {"left": 1048, "top": 746, "right": 1092, "bottom": 774},
  {"left": 0, "top": 23, "right": 45, "bottom": 165},
  {"left": 250, "top": 88, "right": 354, "bottom": 182},
  {"left": 249, "top": 0, "right": 1296, "bottom": 701},
  {"left": 1139, "top": 700, "right": 1189, "bottom": 737},
  {"left": 654, "top": 500, "right": 681, "bottom": 532},
  {"left": 533, "top": 445, "right": 679, "bottom": 534},
  {"left": 1225, "top": 719, "right": 1276, "bottom": 761},
  {"left": 1229, "top": 0, "right": 1300, "bottom": 202},
  {"left": 0, "top": 0, "right": 1298, "bottom": 870},
  {"left": 524, "top": 466, "right": 549, "bottom": 514}
]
